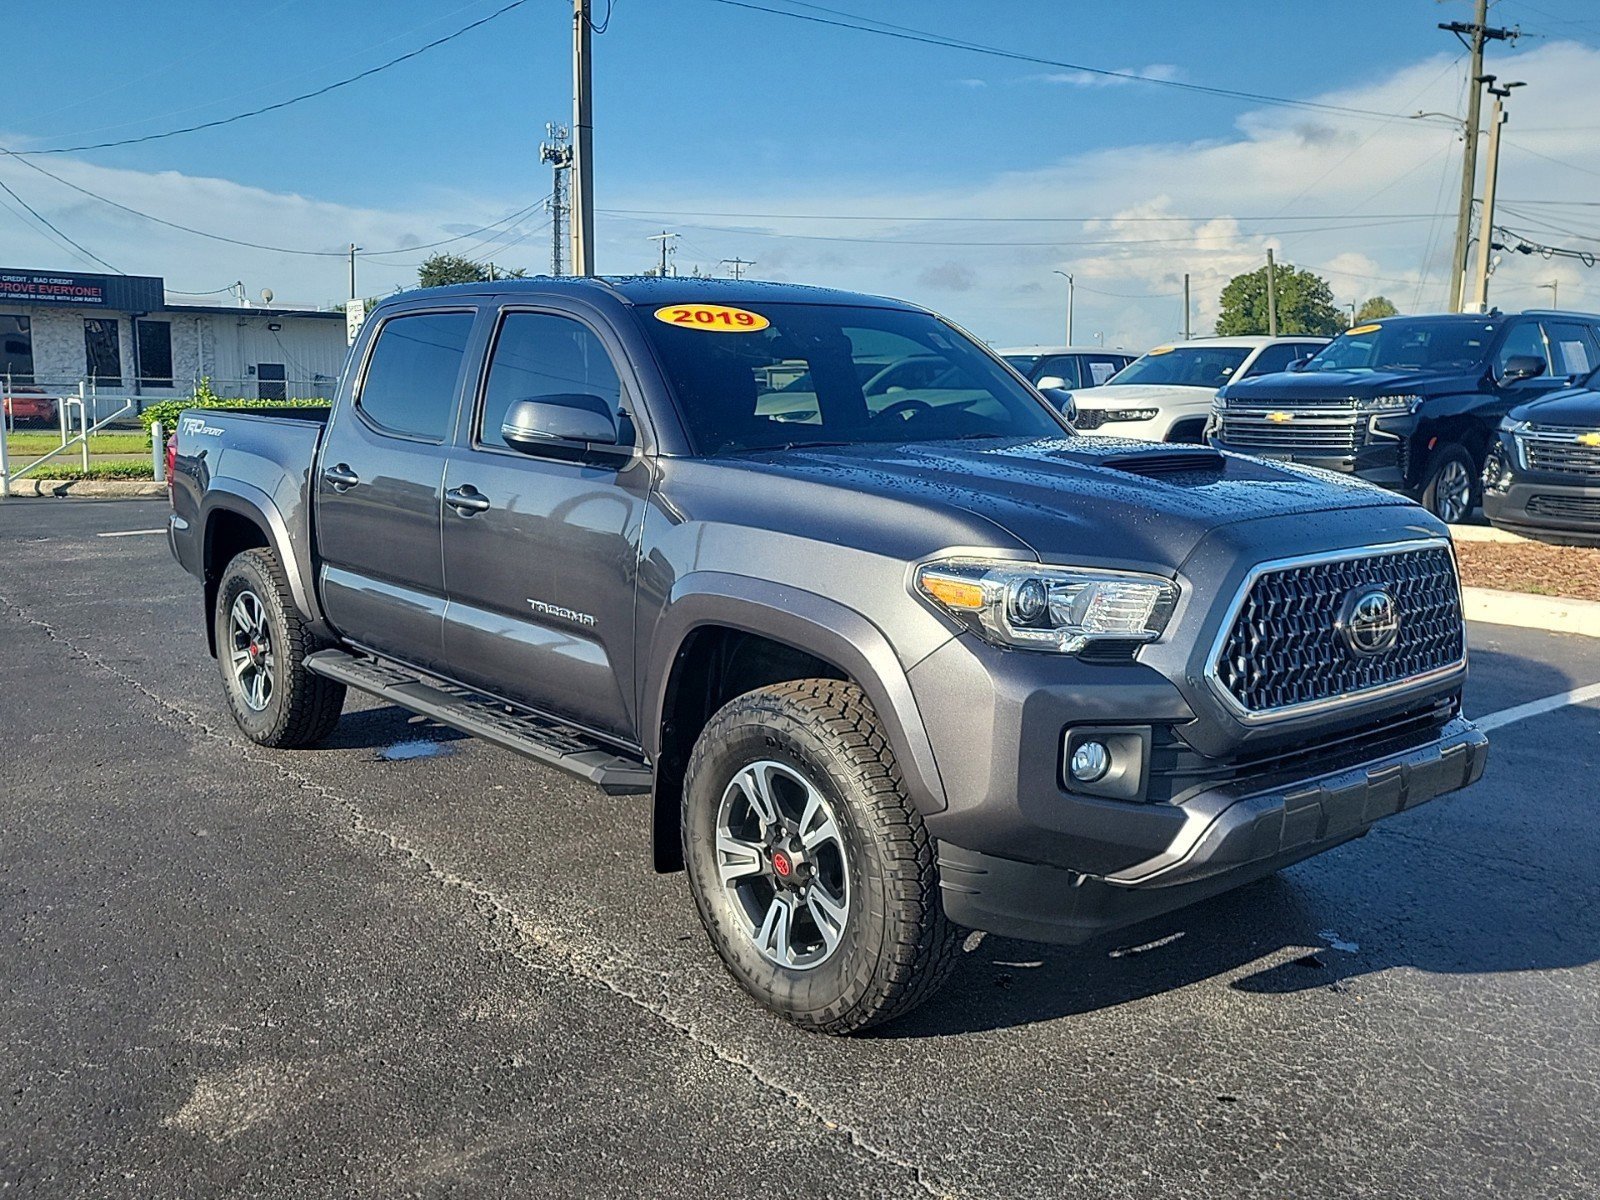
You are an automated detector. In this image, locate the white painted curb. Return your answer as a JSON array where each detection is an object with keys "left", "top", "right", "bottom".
[
  {"left": 1463, "top": 586, "right": 1600, "bottom": 638},
  {"left": 1450, "top": 524, "right": 1531, "bottom": 545}
]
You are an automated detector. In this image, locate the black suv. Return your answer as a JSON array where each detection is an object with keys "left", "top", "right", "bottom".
[
  {"left": 1484, "top": 381, "right": 1600, "bottom": 545},
  {"left": 1209, "top": 311, "right": 1600, "bottom": 522}
]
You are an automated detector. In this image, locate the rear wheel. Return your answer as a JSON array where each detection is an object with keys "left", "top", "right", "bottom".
[
  {"left": 682, "top": 679, "right": 958, "bottom": 1034},
  {"left": 1420, "top": 443, "right": 1479, "bottom": 524},
  {"left": 214, "top": 548, "right": 345, "bottom": 747}
]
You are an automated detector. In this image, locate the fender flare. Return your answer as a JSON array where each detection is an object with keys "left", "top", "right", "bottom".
[
  {"left": 200, "top": 481, "right": 330, "bottom": 647},
  {"left": 644, "top": 572, "right": 949, "bottom": 817}
]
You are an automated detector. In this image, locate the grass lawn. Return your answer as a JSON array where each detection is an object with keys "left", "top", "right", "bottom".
[
  {"left": 5, "top": 431, "right": 156, "bottom": 480},
  {"left": 6, "top": 431, "right": 149, "bottom": 455}
]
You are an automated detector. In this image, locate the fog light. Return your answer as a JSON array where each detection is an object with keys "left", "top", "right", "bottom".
[{"left": 1070, "top": 740, "right": 1110, "bottom": 782}]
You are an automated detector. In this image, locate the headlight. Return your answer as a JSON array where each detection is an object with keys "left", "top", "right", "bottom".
[
  {"left": 914, "top": 558, "right": 1179, "bottom": 653},
  {"left": 1501, "top": 417, "right": 1529, "bottom": 434},
  {"left": 1098, "top": 408, "right": 1160, "bottom": 423},
  {"left": 1358, "top": 394, "right": 1421, "bottom": 412}
]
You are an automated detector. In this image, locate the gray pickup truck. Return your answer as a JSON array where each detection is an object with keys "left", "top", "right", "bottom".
[{"left": 168, "top": 277, "right": 1487, "bottom": 1034}]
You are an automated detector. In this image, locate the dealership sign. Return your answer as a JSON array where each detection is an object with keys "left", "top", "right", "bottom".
[{"left": 0, "top": 268, "right": 164, "bottom": 311}]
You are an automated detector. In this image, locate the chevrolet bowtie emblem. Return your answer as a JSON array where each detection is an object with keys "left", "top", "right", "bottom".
[
  {"left": 1578, "top": 432, "right": 1600, "bottom": 447},
  {"left": 1266, "top": 411, "right": 1294, "bottom": 423}
]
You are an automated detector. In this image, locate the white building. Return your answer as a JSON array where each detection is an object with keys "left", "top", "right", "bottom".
[{"left": 1, "top": 267, "right": 349, "bottom": 418}]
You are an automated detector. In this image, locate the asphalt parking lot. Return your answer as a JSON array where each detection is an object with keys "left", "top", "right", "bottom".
[{"left": 3, "top": 498, "right": 1598, "bottom": 1199}]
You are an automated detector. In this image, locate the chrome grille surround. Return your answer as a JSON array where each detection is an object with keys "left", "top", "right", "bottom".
[
  {"left": 1216, "top": 397, "right": 1364, "bottom": 457},
  {"left": 1205, "top": 539, "right": 1466, "bottom": 724},
  {"left": 1516, "top": 426, "right": 1600, "bottom": 480}
]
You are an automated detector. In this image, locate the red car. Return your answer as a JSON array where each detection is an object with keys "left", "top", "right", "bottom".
[{"left": 2, "top": 387, "right": 59, "bottom": 427}]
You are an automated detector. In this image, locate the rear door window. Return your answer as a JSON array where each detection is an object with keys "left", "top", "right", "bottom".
[
  {"left": 1542, "top": 321, "right": 1596, "bottom": 377},
  {"left": 1494, "top": 321, "right": 1551, "bottom": 378},
  {"left": 356, "top": 312, "right": 475, "bottom": 440}
]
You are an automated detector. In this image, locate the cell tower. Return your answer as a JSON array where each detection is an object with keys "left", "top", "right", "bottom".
[{"left": 540, "top": 123, "right": 572, "bottom": 277}]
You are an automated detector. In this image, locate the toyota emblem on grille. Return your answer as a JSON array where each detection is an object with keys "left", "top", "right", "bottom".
[{"left": 1337, "top": 586, "right": 1400, "bottom": 656}]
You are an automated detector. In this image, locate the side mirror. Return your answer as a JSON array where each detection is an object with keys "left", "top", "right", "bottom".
[
  {"left": 501, "top": 396, "right": 619, "bottom": 452},
  {"left": 1500, "top": 355, "right": 1547, "bottom": 383},
  {"left": 1036, "top": 374, "right": 1068, "bottom": 391},
  {"left": 1040, "top": 388, "right": 1076, "bottom": 426}
]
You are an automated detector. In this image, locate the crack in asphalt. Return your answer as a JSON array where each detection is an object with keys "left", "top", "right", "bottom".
[{"left": 0, "top": 591, "right": 956, "bottom": 1200}]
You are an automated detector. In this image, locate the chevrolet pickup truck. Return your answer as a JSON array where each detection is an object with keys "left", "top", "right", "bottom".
[{"left": 168, "top": 277, "right": 1488, "bottom": 1034}]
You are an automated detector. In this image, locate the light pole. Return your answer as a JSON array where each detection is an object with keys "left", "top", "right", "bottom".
[
  {"left": 1053, "top": 269, "right": 1074, "bottom": 345},
  {"left": 1470, "top": 77, "right": 1524, "bottom": 313},
  {"left": 1346, "top": 302, "right": 1357, "bottom": 328},
  {"left": 1539, "top": 279, "right": 1559, "bottom": 309}
]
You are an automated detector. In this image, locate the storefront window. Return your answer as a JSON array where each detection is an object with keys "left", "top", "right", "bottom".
[
  {"left": 0, "top": 315, "right": 33, "bottom": 385},
  {"left": 84, "top": 317, "right": 122, "bottom": 385},
  {"left": 136, "top": 319, "right": 173, "bottom": 386}
]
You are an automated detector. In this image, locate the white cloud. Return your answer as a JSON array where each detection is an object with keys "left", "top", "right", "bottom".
[
  {"left": 3, "top": 40, "right": 1599, "bottom": 348},
  {"left": 1028, "top": 64, "right": 1181, "bottom": 88}
]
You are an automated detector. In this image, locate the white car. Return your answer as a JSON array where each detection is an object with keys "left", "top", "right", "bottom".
[
  {"left": 998, "top": 345, "right": 1136, "bottom": 393},
  {"left": 1066, "top": 336, "right": 1328, "bottom": 443}
]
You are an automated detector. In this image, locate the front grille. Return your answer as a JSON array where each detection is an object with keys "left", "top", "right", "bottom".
[
  {"left": 1217, "top": 398, "right": 1363, "bottom": 457},
  {"left": 1528, "top": 493, "right": 1600, "bottom": 520},
  {"left": 1520, "top": 429, "right": 1600, "bottom": 480},
  {"left": 1211, "top": 544, "right": 1464, "bottom": 719}
]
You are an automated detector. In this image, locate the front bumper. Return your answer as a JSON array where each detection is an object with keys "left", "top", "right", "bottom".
[
  {"left": 1483, "top": 480, "right": 1600, "bottom": 546},
  {"left": 937, "top": 715, "right": 1487, "bottom": 944},
  {"left": 1207, "top": 412, "right": 1413, "bottom": 489}
]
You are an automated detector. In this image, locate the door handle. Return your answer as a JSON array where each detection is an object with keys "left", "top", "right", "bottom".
[
  {"left": 322, "top": 463, "right": 359, "bottom": 491},
  {"left": 444, "top": 485, "right": 491, "bottom": 515}
]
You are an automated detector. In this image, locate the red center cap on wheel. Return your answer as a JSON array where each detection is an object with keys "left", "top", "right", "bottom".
[{"left": 771, "top": 850, "right": 793, "bottom": 878}]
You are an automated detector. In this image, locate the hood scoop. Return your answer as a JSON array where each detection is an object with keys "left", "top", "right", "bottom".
[{"left": 1094, "top": 447, "right": 1226, "bottom": 479}]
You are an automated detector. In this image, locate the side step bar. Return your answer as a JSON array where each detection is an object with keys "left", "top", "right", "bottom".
[{"left": 305, "top": 650, "right": 652, "bottom": 796}]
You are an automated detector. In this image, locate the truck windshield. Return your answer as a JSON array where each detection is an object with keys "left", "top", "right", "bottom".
[
  {"left": 1303, "top": 318, "right": 1499, "bottom": 373},
  {"left": 1105, "top": 346, "right": 1250, "bottom": 389},
  {"left": 640, "top": 303, "right": 1067, "bottom": 454}
]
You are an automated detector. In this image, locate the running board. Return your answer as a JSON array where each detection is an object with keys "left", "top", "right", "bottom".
[{"left": 305, "top": 650, "right": 652, "bottom": 795}]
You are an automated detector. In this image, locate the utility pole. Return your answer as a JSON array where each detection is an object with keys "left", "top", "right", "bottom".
[
  {"left": 720, "top": 256, "right": 755, "bottom": 280},
  {"left": 570, "top": 0, "right": 595, "bottom": 276},
  {"left": 1265, "top": 249, "right": 1279, "bottom": 336},
  {"left": 1053, "top": 269, "right": 1074, "bottom": 344},
  {"left": 1442, "top": 0, "right": 1516, "bottom": 312},
  {"left": 1540, "top": 279, "right": 1559, "bottom": 309},
  {"left": 1470, "top": 78, "right": 1523, "bottom": 313},
  {"left": 1182, "top": 273, "right": 1191, "bottom": 340},
  {"left": 347, "top": 245, "right": 360, "bottom": 300},
  {"left": 647, "top": 230, "right": 678, "bottom": 277},
  {"left": 540, "top": 123, "right": 572, "bottom": 276}
]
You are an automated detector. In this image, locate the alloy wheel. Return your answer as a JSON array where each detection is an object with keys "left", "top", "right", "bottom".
[
  {"left": 1437, "top": 459, "right": 1472, "bottom": 523},
  {"left": 227, "top": 589, "right": 275, "bottom": 712},
  {"left": 714, "top": 760, "right": 851, "bottom": 970}
]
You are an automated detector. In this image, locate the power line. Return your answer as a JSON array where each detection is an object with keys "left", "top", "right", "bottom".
[
  {"left": 596, "top": 206, "right": 1444, "bottom": 223},
  {"left": 2, "top": 0, "right": 532, "bottom": 156},
  {"left": 0, "top": 174, "right": 120, "bottom": 273},
  {"left": 696, "top": 0, "right": 1461, "bottom": 126}
]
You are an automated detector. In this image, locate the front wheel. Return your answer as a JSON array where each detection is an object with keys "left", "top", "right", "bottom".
[
  {"left": 214, "top": 548, "right": 345, "bottom": 747},
  {"left": 1420, "top": 443, "right": 1479, "bottom": 524},
  {"left": 682, "top": 679, "right": 958, "bottom": 1034}
]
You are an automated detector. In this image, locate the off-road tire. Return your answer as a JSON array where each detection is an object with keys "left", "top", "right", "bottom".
[
  {"left": 1419, "top": 442, "right": 1480, "bottom": 524},
  {"left": 214, "top": 548, "right": 345, "bottom": 748},
  {"left": 682, "top": 679, "right": 959, "bottom": 1034}
]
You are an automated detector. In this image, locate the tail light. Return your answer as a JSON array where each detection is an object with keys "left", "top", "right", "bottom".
[{"left": 165, "top": 434, "right": 178, "bottom": 493}]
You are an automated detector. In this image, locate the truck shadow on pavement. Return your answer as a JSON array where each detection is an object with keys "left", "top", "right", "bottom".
[{"left": 881, "top": 645, "right": 1597, "bottom": 1038}]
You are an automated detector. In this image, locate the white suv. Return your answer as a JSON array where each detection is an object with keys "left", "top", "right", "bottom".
[{"left": 1066, "top": 336, "right": 1327, "bottom": 443}]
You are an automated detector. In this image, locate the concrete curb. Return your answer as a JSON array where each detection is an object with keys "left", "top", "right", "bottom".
[
  {"left": 1463, "top": 586, "right": 1600, "bottom": 638},
  {"left": 1450, "top": 524, "right": 1530, "bottom": 545},
  {"left": 2, "top": 478, "right": 164, "bottom": 499}
]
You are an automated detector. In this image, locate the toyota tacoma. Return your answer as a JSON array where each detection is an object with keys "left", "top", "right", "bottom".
[{"left": 168, "top": 278, "right": 1487, "bottom": 1034}]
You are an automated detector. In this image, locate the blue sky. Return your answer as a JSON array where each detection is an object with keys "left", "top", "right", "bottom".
[{"left": 7, "top": 0, "right": 1600, "bottom": 346}]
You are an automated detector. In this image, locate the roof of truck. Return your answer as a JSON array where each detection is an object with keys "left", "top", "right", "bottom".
[{"left": 399, "top": 275, "right": 918, "bottom": 311}]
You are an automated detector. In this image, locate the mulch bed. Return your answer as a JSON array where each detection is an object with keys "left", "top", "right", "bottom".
[{"left": 1455, "top": 539, "right": 1600, "bottom": 602}]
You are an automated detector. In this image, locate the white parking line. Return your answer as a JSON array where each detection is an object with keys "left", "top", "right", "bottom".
[
  {"left": 1472, "top": 682, "right": 1600, "bottom": 733},
  {"left": 96, "top": 529, "right": 166, "bottom": 538}
]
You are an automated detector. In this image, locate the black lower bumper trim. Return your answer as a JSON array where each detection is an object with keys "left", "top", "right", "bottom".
[{"left": 938, "top": 716, "right": 1488, "bottom": 945}]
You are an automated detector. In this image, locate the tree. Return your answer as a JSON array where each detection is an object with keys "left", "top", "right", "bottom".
[
  {"left": 1355, "top": 295, "right": 1400, "bottom": 323},
  {"left": 1215, "top": 262, "right": 1344, "bottom": 337},
  {"left": 418, "top": 253, "right": 490, "bottom": 288}
]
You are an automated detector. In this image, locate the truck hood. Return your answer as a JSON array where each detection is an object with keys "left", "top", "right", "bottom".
[
  {"left": 1509, "top": 385, "right": 1600, "bottom": 428},
  {"left": 1068, "top": 382, "right": 1212, "bottom": 408},
  {"left": 729, "top": 436, "right": 1419, "bottom": 568},
  {"left": 1222, "top": 367, "right": 1479, "bottom": 401}
]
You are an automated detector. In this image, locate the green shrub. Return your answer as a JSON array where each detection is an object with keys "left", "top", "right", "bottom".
[{"left": 138, "top": 379, "right": 328, "bottom": 446}]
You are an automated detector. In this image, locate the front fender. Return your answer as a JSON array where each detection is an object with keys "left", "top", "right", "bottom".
[{"left": 645, "top": 572, "right": 950, "bottom": 817}]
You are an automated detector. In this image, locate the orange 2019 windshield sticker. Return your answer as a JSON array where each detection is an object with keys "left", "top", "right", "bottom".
[{"left": 654, "top": 304, "right": 770, "bottom": 332}]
